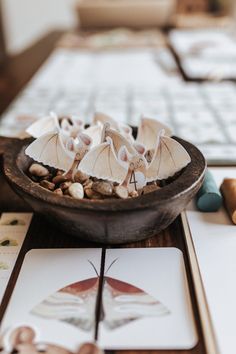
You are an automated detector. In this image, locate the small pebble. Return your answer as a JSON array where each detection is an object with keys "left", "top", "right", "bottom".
[
  {"left": 78, "top": 343, "right": 104, "bottom": 354},
  {"left": 129, "top": 190, "right": 139, "bottom": 198},
  {"left": 84, "top": 185, "right": 102, "bottom": 200},
  {"left": 39, "top": 180, "right": 55, "bottom": 191},
  {"left": 52, "top": 175, "right": 68, "bottom": 185},
  {"left": 83, "top": 179, "right": 93, "bottom": 187},
  {"left": 60, "top": 181, "right": 72, "bottom": 191},
  {"left": 68, "top": 183, "right": 84, "bottom": 199},
  {"left": 92, "top": 181, "right": 113, "bottom": 196},
  {"left": 54, "top": 188, "right": 63, "bottom": 196},
  {"left": 115, "top": 185, "right": 128, "bottom": 199},
  {"left": 29, "top": 163, "right": 49, "bottom": 177},
  {"left": 74, "top": 170, "right": 89, "bottom": 184},
  {"left": 141, "top": 184, "right": 160, "bottom": 195}
]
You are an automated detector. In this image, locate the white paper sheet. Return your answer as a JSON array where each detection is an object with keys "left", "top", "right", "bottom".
[{"left": 186, "top": 167, "right": 236, "bottom": 354}]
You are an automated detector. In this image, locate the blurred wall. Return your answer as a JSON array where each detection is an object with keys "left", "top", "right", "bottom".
[{"left": 2, "top": 0, "right": 77, "bottom": 54}]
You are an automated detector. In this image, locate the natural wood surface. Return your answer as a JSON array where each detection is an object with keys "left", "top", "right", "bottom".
[{"left": 0, "top": 31, "right": 206, "bottom": 354}]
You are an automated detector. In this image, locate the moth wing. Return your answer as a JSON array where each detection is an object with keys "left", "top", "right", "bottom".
[
  {"left": 26, "top": 113, "right": 59, "bottom": 138},
  {"left": 31, "top": 278, "right": 98, "bottom": 331},
  {"left": 25, "top": 132, "right": 75, "bottom": 172},
  {"left": 84, "top": 124, "right": 103, "bottom": 147},
  {"left": 93, "top": 112, "right": 119, "bottom": 130},
  {"left": 104, "top": 127, "right": 136, "bottom": 156},
  {"left": 146, "top": 135, "right": 191, "bottom": 182},
  {"left": 137, "top": 117, "right": 173, "bottom": 151},
  {"left": 79, "top": 140, "right": 127, "bottom": 183},
  {"left": 103, "top": 277, "right": 169, "bottom": 330}
]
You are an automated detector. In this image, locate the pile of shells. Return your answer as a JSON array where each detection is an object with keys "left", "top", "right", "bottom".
[{"left": 28, "top": 163, "right": 160, "bottom": 200}]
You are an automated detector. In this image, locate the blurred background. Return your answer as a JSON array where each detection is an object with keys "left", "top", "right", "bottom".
[{"left": 0, "top": 0, "right": 235, "bottom": 54}]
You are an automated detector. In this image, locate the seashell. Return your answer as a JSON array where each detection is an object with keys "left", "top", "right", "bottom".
[
  {"left": 92, "top": 181, "right": 113, "bottom": 196},
  {"left": 68, "top": 183, "right": 84, "bottom": 199},
  {"left": 114, "top": 185, "right": 128, "bottom": 199},
  {"left": 29, "top": 163, "right": 49, "bottom": 177},
  {"left": 39, "top": 180, "right": 55, "bottom": 191}
]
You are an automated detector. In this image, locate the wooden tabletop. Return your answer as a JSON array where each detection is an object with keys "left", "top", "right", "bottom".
[{"left": 0, "top": 31, "right": 206, "bottom": 354}]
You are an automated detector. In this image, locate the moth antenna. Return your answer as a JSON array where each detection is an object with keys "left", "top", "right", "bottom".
[
  {"left": 88, "top": 260, "right": 99, "bottom": 277},
  {"left": 105, "top": 258, "right": 119, "bottom": 274}
]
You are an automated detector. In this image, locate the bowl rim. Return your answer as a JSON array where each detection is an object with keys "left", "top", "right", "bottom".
[{"left": 3, "top": 136, "right": 206, "bottom": 212}]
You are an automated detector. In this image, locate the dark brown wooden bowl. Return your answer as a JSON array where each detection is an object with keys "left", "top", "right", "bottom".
[{"left": 0, "top": 135, "right": 206, "bottom": 244}]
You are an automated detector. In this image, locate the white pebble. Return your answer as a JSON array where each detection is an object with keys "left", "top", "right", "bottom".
[
  {"left": 29, "top": 163, "right": 49, "bottom": 177},
  {"left": 68, "top": 183, "right": 84, "bottom": 199}
]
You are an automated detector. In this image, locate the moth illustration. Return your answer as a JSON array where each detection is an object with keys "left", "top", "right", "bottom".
[
  {"left": 31, "top": 259, "right": 170, "bottom": 332},
  {"left": 137, "top": 117, "right": 173, "bottom": 151},
  {"left": 79, "top": 137, "right": 127, "bottom": 183}
]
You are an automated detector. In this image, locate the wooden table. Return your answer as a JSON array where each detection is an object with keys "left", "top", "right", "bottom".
[{"left": 0, "top": 31, "right": 206, "bottom": 354}]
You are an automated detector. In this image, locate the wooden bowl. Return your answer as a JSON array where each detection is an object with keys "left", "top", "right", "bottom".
[{"left": 0, "top": 135, "right": 206, "bottom": 244}]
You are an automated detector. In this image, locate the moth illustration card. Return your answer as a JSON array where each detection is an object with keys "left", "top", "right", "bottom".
[
  {"left": 0, "top": 248, "right": 197, "bottom": 352},
  {"left": 0, "top": 249, "right": 102, "bottom": 352},
  {"left": 99, "top": 248, "right": 197, "bottom": 350}
]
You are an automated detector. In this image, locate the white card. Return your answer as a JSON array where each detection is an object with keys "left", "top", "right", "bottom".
[
  {"left": 186, "top": 167, "right": 236, "bottom": 354},
  {"left": 99, "top": 248, "right": 197, "bottom": 350},
  {"left": 0, "top": 248, "right": 197, "bottom": 351},
  {"left": 0, "top": 249, "right": 102, "bottom": 352}
]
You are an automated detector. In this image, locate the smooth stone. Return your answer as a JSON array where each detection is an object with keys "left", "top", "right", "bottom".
[
  {"left": 68, "top": 183, "right": 84, "bottom": 199},
  {"left": 52, "top": 175, "right": 68, "bottom": 185},
  {"left": 92, "top": 181, "right": 113, "bottom": 196},
  {"left": 141, "top": 184, "right": 160, "bottom": 195},
  {"left": 129, "top": 190, "right": 139, "bottom": 198},
  {"left": 78, "top": 343, "right": 104, "bottom": 354},
  {"left": 84, "top": 185, "right": 102, "bottom": 200},
  {"left": 39, "top": 180, "right": 55, "bottom": 191},
  {"left": 29, "top": 163, "right": 49, "bottom": 177},
  {"left": 115, "top": 185, "right": 128, "bottom": 199},
  {"left": 74, "top": 170, "right": 89, "bottom": 184},
  {"left": 197, "top": 170, "right": 222, "bottom": 212},
  {"left": 54, "top": 188, "right": 63, "bottom": 196},
  {"left": 60, "top": 181, "right": 72, "bottom": 191}
]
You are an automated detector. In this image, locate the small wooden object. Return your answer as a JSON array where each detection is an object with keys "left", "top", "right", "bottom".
[{"left": 220, "top": 178, "right": 236, "bottom": 224}]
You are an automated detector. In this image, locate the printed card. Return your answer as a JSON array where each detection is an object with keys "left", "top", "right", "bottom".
[
  {"left": 0, "top": 248, "right": 197, "bottom": 352},
  {"left": 99, "top": 248, "right": 197, "bottom": 350}
]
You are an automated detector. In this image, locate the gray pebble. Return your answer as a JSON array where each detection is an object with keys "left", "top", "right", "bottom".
[{"left": 29, "top": 163, "right": 49, "bottom": 177}]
